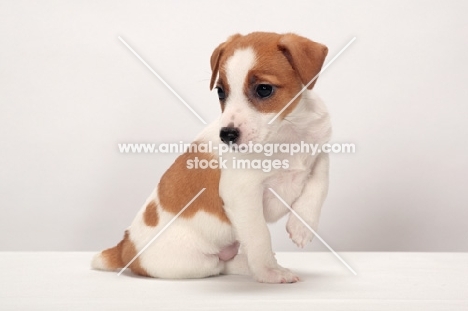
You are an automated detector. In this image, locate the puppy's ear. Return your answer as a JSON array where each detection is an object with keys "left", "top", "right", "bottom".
[
  {"left": 210, "top": 34, "right": 242, "bottom": 90},
  {"left": 210, "top": 42, "right": 224, "bottom": 90},
  {"left": 278, "top": 34, "right": 328, "bottom": 90}
]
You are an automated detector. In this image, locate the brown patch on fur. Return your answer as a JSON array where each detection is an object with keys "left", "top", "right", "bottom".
[
  {"left": 143, "top": 200, "right": 159, "bottom": 227},
  {"left": 158, "top": 148, "right": 230, "bottom": 223},
  {"left": 100, "top": 240, "right": 124, "bottom": 270},
  {"left": 100, "top": 231, "right": 149, "bottom": 277},
  {"left": 278, "top": 34, "right": 328, "bottom": 90},
  {"left": 121, "top": 230, "right": 149, "bottom": 277},
  {"left": 209, "top": 32, "right": 328, "bottom": 119},
  {"left": 210, "top": 34, "right": 241, "bottom": 90}
]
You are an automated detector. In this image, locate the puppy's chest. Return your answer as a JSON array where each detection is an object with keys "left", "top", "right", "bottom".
[
  {"left": 265, "top": 166, "right": 310, "bottom": 196},
  {"left": 285, "top": 152, "right": 314, "bottom": 170}
]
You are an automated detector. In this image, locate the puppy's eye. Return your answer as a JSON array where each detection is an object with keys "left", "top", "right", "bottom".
[
  {"left": 256, "top": 84, "right": 273, "bottom": 98},
  {"left": 216, "top": 87, "right": 226, "bottom": 100}
]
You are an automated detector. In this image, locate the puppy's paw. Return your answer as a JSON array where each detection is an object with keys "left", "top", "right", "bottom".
[
  {"left": 286, "top": 214, "right": 316, "bottom": 248},
  {"left": 254, "top": 266, "right": 299, "bottom": 284}
]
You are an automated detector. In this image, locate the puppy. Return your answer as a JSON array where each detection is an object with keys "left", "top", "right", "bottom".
[{"left": 92, "top": 32, "right": 331, "bottom": 283}]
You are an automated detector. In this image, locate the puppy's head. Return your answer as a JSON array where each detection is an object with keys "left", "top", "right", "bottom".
[{"left": 210, "top": 32, "right": 328, "bottom": 145}]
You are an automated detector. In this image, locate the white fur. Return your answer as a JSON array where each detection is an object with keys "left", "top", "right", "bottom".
[
  {"left": 219, "top": 49, "right": 331, "bottom": 282},
  {"left": 220, "top": 48, "right": 276, "bottom": 144},
  {"left": 91, "top": 252, "right": 108, "bottom": 271}
]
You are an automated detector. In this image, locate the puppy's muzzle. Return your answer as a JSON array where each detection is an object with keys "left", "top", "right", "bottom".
[{"left": 219, "top": 127, "right": 240, "bottom": 144}]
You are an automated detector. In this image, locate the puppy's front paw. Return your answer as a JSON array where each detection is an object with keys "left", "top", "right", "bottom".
[
  {"left": 286, "top": 214, "right": 316, "bottom": 248},
  {"left": 254, "top": 266, "right": 299, "bottom": 284}
]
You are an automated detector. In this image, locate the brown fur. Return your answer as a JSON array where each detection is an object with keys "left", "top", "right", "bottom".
[
  {"left": 100, "top": 231, "right": 149, "bottom": 276},
  {"left": 120, "top": 231, "right": 149, "bottom": 276},
  {"left": 278, "top": 33, "right": 328, "bottom": 90},
  {"left": 210, "top": 34, "right": 241, "bottom": 90},
  {"left": 210, "top": 32, "right": 328, "bottom": 119},
  {"left": 100, "top": 240, "right": 124, "bottom": 270},
  {"left": 158, "top": 148, "right": 230, "bottom": 223},
  {"left": 143, "top": 200, "right": 159, "bottom": 227}
]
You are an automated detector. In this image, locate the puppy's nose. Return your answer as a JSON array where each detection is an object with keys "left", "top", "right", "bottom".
[{"left": 220, "top": 127, "right": 240, "bottom": 144}]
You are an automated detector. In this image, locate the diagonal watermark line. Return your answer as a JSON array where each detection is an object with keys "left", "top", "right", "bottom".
[
  {"left": 268, "top": 37, "right": 356, "bottom": 124},
  {"left": 268, "top": 188, "right": 357, "bottom": 275},
  {"left": 118, "top": 36, "right": 207, "bottom": 125},
  {"left": 117, "top": 188, "right": 206, "bottom": 276}
]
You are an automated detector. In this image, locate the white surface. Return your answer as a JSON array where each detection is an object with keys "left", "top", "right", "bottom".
[
  {"left": 1, "top": 252, "right": 467, "bottom": 310},
  {"left": 1, "top": 1, "right": 468, "bottom": 252}
]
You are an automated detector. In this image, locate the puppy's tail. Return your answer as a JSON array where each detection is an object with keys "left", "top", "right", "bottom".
[
  {"left": 91, "top": 236, "right": 125, "bottom": 271},
  {"left": 91, "top": 231, "right": 149, "bottom": 276}
]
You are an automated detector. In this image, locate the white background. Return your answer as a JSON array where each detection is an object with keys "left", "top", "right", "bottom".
[{"left": 1, "top": 0, "right": 467, "bottom": 252}]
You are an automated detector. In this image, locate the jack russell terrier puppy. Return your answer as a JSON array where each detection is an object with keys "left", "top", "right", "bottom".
[{"left": 92, "top": 32, "right": 331, "bottom": 283}]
